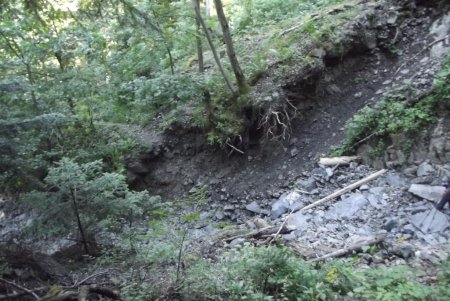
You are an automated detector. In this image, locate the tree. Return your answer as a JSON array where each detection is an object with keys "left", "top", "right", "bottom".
[
  {"left": 213, "top": 0, "right": 250, "bottom": 95},
  {"left": 192, "top": 0, "right": 235, "bottom": 94},
  {"left": 192, "top": 0, "right": 204, "bottom": 73},
  {"left": 27, "top": 158, "right": 150, "bottom": 254}
]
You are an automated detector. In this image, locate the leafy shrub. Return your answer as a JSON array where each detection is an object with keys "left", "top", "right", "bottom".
[
  {"left": 179, "top": 246, "right": 448, "bottom": 301},
  {"left": 230, "top": 0, "right": 345, "bottom": 33},
  {"left": 351, "top": 266, "right": 431, "bottom": 301},
  {"left": 25, "top": 158, "right": 151, "bottom": 240},
  {"left": 182, "top": 245, "right": 331, "bottom": 300}
]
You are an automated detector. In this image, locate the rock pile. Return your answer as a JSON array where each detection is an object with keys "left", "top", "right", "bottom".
[{"left": 207, "top": 160, "right": 450, "bottom": 267}]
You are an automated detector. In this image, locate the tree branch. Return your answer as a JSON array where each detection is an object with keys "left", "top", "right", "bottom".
[{"left": 0, "top": 278, "right": 40, "bottom": 300}]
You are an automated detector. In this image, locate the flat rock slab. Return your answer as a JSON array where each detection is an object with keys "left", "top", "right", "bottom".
[
  {"left": 408, "top": 184, "right": 445, "bottom": 202},
  {"left": 329, "top": 193, "right": 368, "bottom": 219},
  {"left": 286, "top": 212, "right": 309, "bottom": 230},
  {"left": 365, "top": 187, "right": 387, "bottom": 209},
  {"left": 245, "top": 201, "right": 262, "bottom": 214},
  {"left": 409, "top": 208, "right": 450, "bottom": 234}
]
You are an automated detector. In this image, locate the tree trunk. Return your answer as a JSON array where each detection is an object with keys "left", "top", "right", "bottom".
[
  {"left": 213, "top": 0, "right": 249, "bottom": 95},
  {"left": 192, "top": 0, "right": 204, "bottom": 73},
  {"left": 192, "top": 0, "right": 235, "bottom": 94},
  {"left": 70, "top": 188, "right": 90, "bottom": 255},
  {"left": 205, "top": 0, "right": 214, "bottom": 16},
  {"left": 25, "top": 63, "right": 39, "bottom": 111}
]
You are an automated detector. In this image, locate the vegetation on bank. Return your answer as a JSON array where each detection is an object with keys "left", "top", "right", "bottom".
[
  {"left": 1, "top": 0, "right": 358, "bottom": 192},
  {"left": 100, "top": 240, "right": 450, "bottom": 300},
  {"left": 336, "top": 54, "right": 450, "bottom": 157}
]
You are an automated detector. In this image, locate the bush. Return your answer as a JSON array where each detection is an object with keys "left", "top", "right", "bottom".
[
  {"left": 179, "top": 245, "right": 448, "bottom": 301},
  {"left": 25, "top": 158, "right": 152, "bottom": 242}
]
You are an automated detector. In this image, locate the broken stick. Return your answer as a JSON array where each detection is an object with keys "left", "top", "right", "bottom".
[
  {"left": 300, "top": 169, "right": 387, "bottom": 212},
  {"left": 223, "top": 225, "right": 291, "bottom": 243},
  {"left": 319, "top": 156, "right": 361, "bottom": 166},
  {"left": 309, "top": 235, "right": 386, "bottom": 262}
]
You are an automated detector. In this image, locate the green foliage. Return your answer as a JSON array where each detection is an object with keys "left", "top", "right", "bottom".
[
  {"left": 230, "top": 0, "right": 345, "bottom": 33},
  {"left": 0, "top": 114, "right": 137, "bottom": 192},
  {"left": 178, "top": 245, "right": 447, "bottom": 301},
  {"left": 182, "top": 245, "right": 319, "bottom": 301},
  {"left": 25, "top": 158, "right": 151, "bottom": 238},
  {"left": 352, "top": 266, "right": 431, "bottom": 301}
]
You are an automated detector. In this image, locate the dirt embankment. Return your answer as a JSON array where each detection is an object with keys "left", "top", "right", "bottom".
[{"left": 125, "top": 0, "right": 449, "bottom": 205}]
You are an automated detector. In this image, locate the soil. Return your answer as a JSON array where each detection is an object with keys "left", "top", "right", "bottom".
[{"left": 129, "top": 2, "right": 448, "bottom": 206}]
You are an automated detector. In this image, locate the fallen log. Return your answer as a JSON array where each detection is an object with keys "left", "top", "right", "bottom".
[
  {"left": 300, "top": 169, "right": 387, "bottom": 212},
  {"left": 309, "top": 235, "right": 386, "bottom": 262},
  {"left": 223, "top": 225, "right": 291, "bottom": 243},
  {"left": 318, "top": 156, "right": 361, "bottom": 166}
]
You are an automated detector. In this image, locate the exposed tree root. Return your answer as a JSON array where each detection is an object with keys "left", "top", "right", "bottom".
[{"left": 258, "top": 98, "right": 297, "bottom": 141}]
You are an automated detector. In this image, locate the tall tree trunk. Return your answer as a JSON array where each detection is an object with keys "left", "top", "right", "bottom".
[
  {"left": 70, "top": 188, "right": 90, "bottom": 255},
  {"left": 192, "top": 0, "right": 204, "bottom": 73},
  {"left": 192, "top": 0, "right": 235, "bottom": 94},
  {"left": 192, "top": 0, "right": 213, "bottom": 130},
  {"left": 213, "top": 0, "right": 249, "bottom": 95},
  {"left": 205, "top": 0, "right": 214, "bottom": 16}
]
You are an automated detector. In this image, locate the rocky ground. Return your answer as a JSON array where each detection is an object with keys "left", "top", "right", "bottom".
[{"left": 197, "top": 160, "right": 450, "bottom": 269}]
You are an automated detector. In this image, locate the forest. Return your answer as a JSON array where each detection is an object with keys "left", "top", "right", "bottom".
[{"left": 1, "top": 0, "right": 450, "bottom": 300}]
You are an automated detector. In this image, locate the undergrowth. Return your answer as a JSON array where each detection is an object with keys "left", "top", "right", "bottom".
[{"left": 109, "top": 244, "right": 449, "bottom": 300}]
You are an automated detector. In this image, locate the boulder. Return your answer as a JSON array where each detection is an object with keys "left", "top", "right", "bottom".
[
  {"left": 408, "top": 184, "right": 445, "bottom": 202},
  {"left": 417, "top": 162, "right": 435, "bottom": 177},
  {"left": 286, "top": 212, "right": 309, "bottom": 231},
  {"left": 245, "top": 201, "right": 262, "bottom": 214},
  {"left": 294, "top": 177, "right": 317, "bottom": 192},
  {"left": 409, "top": 208, "right": 450, "bottom": 234},
  {"left": 271, "top": 191, "right": 302, "bottom": 219},
  {"left": 329, "top": 193, "right": 368, "bottom": 219},
  {"left": 389, "top": 242, "right": 415, "bottom": 259}
]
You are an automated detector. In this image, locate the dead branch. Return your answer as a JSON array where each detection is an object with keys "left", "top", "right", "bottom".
[
  {"left": 299, "top": 169, "right": 387, "bottom": 212},
  {"left": 70, "top": 271, "right": 110, "bottom": 288},
  {"left": 0, "top": 286, "right": 47, "bottom": 300},
  {"left": 318, "top": 156, "right": 361, "bottom": 166},
  {"left": 269, "top": 209, "right": 294, "bottom": 245},
  {"left": 223, "top": 225, "right": 291, "bottom": 243},
  {"left": 352, "top": 132, "right": 377, "bottom": 148},
  {"left": 309, "top": 235, "right": 386, "bottom": 262},
  {"left": 0, "top": 278, "right": 39, "bottom": 300},
  {"left": 225, "top": 138, "right": 244, "bottom": 155}
]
